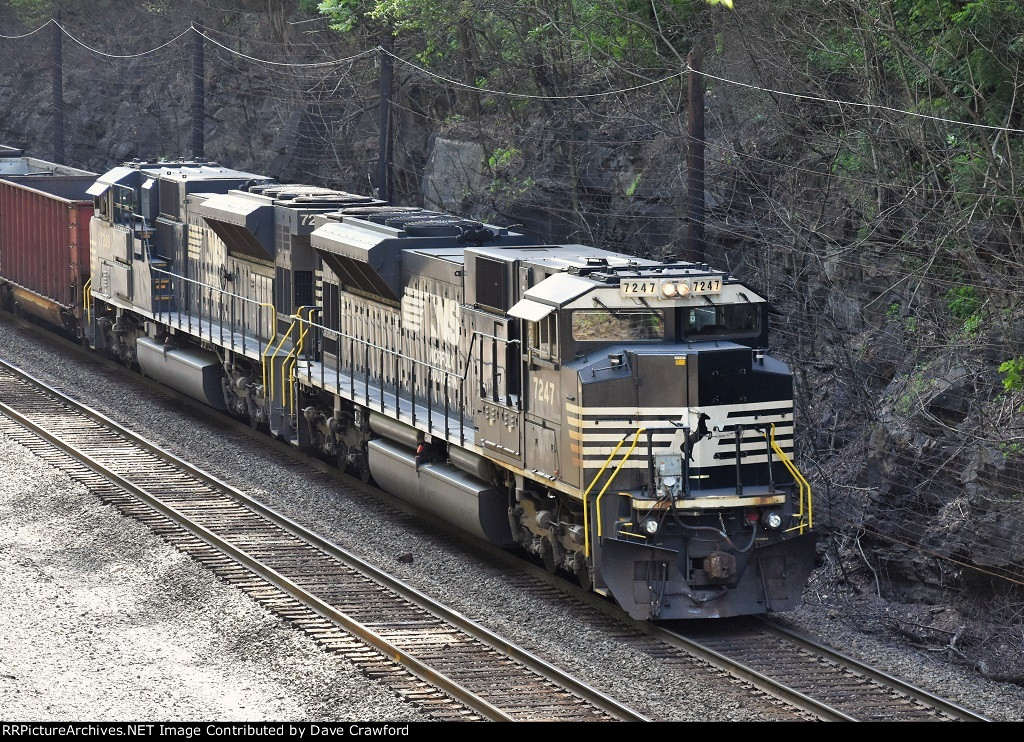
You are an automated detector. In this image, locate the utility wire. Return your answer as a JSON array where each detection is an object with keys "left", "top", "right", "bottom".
[{"left": 7, "top": 17, "right": 1024, "bottom": 136}]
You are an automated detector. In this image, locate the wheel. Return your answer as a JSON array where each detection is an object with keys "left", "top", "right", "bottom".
[
  {"left": 246, "top": 399, "right": 261, "bottom": 430},
  {"left": 541, "top": 545, "right": 558, "bottom": 574},
  {"left": 354, "top": 452, "right": 374, "bottom": 485},
  {"left": 335, "top": 442, "right": 350, "bottom": 471},
  {"left": 576, "top": 562, "right": 593, "bottom": 592}
]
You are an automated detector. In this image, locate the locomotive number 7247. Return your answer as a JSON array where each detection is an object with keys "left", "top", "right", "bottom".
[{"left": 619, "top": 280, "right": 657, "bottom": 296}]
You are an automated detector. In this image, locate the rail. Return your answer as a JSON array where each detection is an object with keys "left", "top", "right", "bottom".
[
  {"left": 133, "top": 264, "right": 527, "bottom": 446},
  {"left": 595, "top": 429, "right": 645, "bottom": 540},
  {"left": 284, "top": 306, "right": 319, "bottom": 415},
  {"left": 265, "top": 313, "right": 300, "bottom": 408},
  {"left": 0, "top": 359, "right": 646, "bottom": 723}
]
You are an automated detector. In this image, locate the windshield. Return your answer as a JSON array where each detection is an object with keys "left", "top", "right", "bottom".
[
  {"left": 572, "top": 309, "right": 664, "bottom": 341},
  {"left": 684, "top": 304, "right": 760, "bottom": 337}
]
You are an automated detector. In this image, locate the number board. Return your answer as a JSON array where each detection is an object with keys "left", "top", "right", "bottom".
[
  {"left": 619, "top": 279, "right": 658, "bottom": 296},
  {"left": 691, "top": 277, "right": 723, "bottom": 294}
]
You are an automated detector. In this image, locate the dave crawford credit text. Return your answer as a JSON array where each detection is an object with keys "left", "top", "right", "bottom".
[{"left": 1, "top": 726, "right": 412, "bottom": 738}]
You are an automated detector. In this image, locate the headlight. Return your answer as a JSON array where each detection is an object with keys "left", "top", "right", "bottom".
[
  {"left": 762, "top": 510, "right": 783, "bottom": 529},
  {"left": 640, "top": 517, "right": 660, "bottom": 536},
  {"left": 660, "top": 281, "right": 692, "bottom": 298}
]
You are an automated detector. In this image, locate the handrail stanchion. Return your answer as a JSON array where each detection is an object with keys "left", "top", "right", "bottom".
[
  {"left": 411, "top": 362, "right": 417, "bottom": 426},
  {"left": 583, "top": 431, "right": 632, "bottom": 559},
  {"left": 764, "top": 424, "right": 813, "bottom": 532},
  {"left": 595, "top": 429, "right": 645, "bottom": 540}
]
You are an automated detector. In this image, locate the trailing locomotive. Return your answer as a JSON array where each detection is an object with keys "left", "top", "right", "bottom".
[{"left": 1, "top": 151, "right": 817, "bottom": 620}]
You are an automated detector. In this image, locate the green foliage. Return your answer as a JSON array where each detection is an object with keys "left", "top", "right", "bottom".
[
  {"left": 805, "top": 34, "right": 865, "bottom": 76},
  {"left": 9, "top": 0, "right": 130, "bottom": 21},
  {"left": 945, "top": 286, "right": 985, "bottom": 335},
  {"left": 887, "top": 303, "right": 918, "bottom": 333},
  {"left": 999, "top": 441, "right": 1023, "bottom": 459},
  {"left": 317, "top": 0, "right": 377, "bottom": 32},
  {"left": 946, "top": 0, "right": 1024, "bottom": 124},
  {"left": 8, "top": 0, "right": 49, "bottom": 19},
  {"left": 316, "top": 1, "right": 706, "bottom": 70},
  {"left": 963, "top": 313, "right": 983, "bottom": 335},
  {"left": 888, "top": 0, "right": 1024, "bottom": 125},
  {"left": 999, "top": 357, "right": 1024, "bottom": 392},
  {"left": 488, "top": 175, "right": 535, "bottom": 198},
  {"left": 894, "top": 365, "right": 932, "bottom": 416},
  {"left": 317, "top": 0, "right": 457, "bottom": 33},
  {"left": 945, "top": 286, "right": 981, "bottom": 318},
  {"left": 945, "top": 133, "right": 982, "bottom": 171},
  {"left": 486, "top": 146, "right": 534, "bottom": 196},
  {"left": 832, "top": 133, "right": 867, "bottom": 175},
  {"left": 487, "top": 147, "right": 519, "bottom": 172}
]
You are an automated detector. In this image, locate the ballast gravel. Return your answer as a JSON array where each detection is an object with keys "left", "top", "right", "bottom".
[
  {"left": 1, "top": 316, "right": 1023, "bottom": 722},
  {"left": 0, "top": 436, "right": 430, "bottom": 722}
]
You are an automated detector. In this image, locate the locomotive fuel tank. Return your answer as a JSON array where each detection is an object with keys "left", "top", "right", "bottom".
[{"left": 367, "top": 437, "right": 515, "bottom": 548}]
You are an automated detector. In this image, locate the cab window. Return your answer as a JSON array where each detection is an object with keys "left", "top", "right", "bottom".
[
  {"left": 95, "top": 192, "right": 112, "bottom": 221},
  {"left": 684, "top": 304, "right": 759, "bottom": 337},
  {"left": 528, "top": 313, "right": 558, "bottom": 359},
  {"left": 571, "top": 309, "right": 664, "bottom": 341}
]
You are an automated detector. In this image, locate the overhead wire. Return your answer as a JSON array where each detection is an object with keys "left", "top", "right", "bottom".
[{"left": 8, "top": 16, "right": 1023, "bottom": 136}]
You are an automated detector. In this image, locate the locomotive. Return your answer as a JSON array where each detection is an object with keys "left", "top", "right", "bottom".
[{"left": 0, "top": 149, "right": 817, "bottom": 620}]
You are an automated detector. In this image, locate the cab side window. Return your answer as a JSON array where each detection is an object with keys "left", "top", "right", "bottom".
[
  {"left": 95, "top": 192, "right": 112, "bottom": 222},
  {"left": 528, "top": 314, "right": 558, "bottom": 361}
]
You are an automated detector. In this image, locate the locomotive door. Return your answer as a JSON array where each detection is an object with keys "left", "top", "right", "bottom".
[
  {"left": 476, "top": 317, "right": 524, "bottom": 463},
  {"left": 522, "top": 308, "right": 576, "bottom": 486},
  {"left": 524, "top": 363, "right": 561, "bottom": 480}
]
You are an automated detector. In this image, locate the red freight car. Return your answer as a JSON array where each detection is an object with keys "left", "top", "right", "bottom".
[{"left": 0, "top": 146, "right": 97, "bottom": 331}]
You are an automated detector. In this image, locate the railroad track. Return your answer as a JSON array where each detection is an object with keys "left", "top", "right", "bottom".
[
  {"left": 474, "top": 571, "right": 990, "bottom": 721},
  {"left": 615, "top": 615, "right": 991, "bottom": 721},
  {"left": 0, "top": 320, "right": 999, "bottom": 722},
  {"left": 0, "top": 358, "right": 646, "bottom": 723}
]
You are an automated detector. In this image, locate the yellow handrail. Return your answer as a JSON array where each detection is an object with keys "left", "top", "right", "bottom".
[
  {"left": 83, "top": 278, "right": 92, "bottom": 325},
  {"left": 265, "top": 316, "right": 298, "bottom": 405},
  {"left": 259, "top": 302, "right": 279, "bottom": 392},
  {"left": 582, "top": 428, "right": 645, "bottom": 557},
  {"left": 596, "top": 429, "right": 645, "bottom": 540},
  {"left": 285, "top": 307, "right": 319, "bottom": 415},
  {"left": 766, "top": 423, "right": 813, "bottom": 532}
]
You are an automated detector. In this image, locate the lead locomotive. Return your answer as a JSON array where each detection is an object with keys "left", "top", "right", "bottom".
[{"left": 70, "top": 158, "right": 817, "bottom": 620}]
